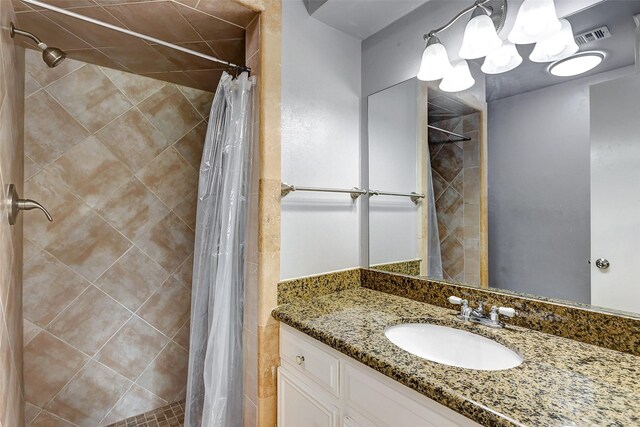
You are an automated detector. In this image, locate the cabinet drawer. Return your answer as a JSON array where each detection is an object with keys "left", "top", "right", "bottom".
[{"left": 280, "top": 325, "right": 340, "bottom": 397}]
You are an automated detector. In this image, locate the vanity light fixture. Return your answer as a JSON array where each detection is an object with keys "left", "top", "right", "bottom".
[
  {"left": 440, "top": 59, "right": 476, "bottom": 92},
  {"left": 548, "top": 51, "right": 604, "bottom": 76},
  {"left": 529, "top": 19, "right": 579, "bottom": 62},
  {"left": 481, "top": 41, "right": 523, "bottom": 74},
  {"left": 417, "top": 36, "right": 453, "bottom": 81},
  {"left": 459, "top": 6, "right": 503, "bottom": 59},
  {"left": 508, "top": 0, "right": 562, "bottom": 44}
]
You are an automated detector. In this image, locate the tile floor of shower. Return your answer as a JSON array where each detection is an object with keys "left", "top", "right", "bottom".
[{"left": 106, "top": 401, "right": 184, "bottom": 427}]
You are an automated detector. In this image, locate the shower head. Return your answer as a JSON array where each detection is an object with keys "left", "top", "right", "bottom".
[
  {"left": 9, "top": 22, "right": 67, "bottom": 68},
  {"left": 42, "top": 47, "right": 67, "bottom": 68}
]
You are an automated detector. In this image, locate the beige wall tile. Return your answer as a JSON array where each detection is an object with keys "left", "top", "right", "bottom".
[
  {"left": 46, "top": 212, "right": 132, "bottom": 282},
  {"left": 96, "top": 177, "right": 169, "bottom": 242},
  {"left": 136, "top": 147, "right": 198, "bottom": 209},
  {"left": 23, "top": 319, "right": 42, "bottom": 346},
  {"left": 102, "top": 68, "right": 166, "bottom": 105},
  {"left": 24, "top": 331, "right": 89, "bottom": 407},
  {"left": 96, "top": 108, "right": 171, "bottom": 172},
  {"left": 173, "top": 321, "right": 190, "bottom": 350},
  {"left": 47, "top": 65, "right": 132, "bottom": 133},
  {"left": 136, "top": 341, "right": 188, "bottom": 401},
  {"left": 138, "top": 85, "right": 202, "bottom": 143},
  {"left": 48, "top": 136, "right": 132, "bottom": 208},
  {"left": 96, "top": 316, "right": 169, "bottom": 380},
  {"left": 178, "top": 86, "right": 214, "bottom": 118},
  {"left": 47, "top": 286, "right": 131, "bottom": 356},
  {"left": 137, "top": 277, "right": 191, "bottom": 337},
  {"left": 172, "top": 253, "right": 194, "bottom": 289},
  {"left": 174, "top": 121, "right": 207, "bottom": 168},
  {"left": 95, "top": 247, "right": 168, "bottom": 311},
  {"left": 24, "top": 168, "right": 92, "bottom": 247},
  {"left": 46, "top": 360, "right": 132, "bottom": 427},
  {"left": 24, "top": 91, "right": 89, "bottom": 165},
  {"left": 463, "top": 166, "right": 480, "bottom": 204},
  {"left": 23, "top": 251, "right": 90, "bottom": 327},
  {"left": 30, "top": 411, "right": 78, "bottom": 427},
  {"left": 136, "top": 212, "right": 194, "bottom": 273},
  {"left": 25, "top": 401, "right": 41, "bottom": 425}
]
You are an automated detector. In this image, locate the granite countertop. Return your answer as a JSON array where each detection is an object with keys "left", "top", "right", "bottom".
[{"left": 271, "top": 287, "right": 640, "bottom": 427}]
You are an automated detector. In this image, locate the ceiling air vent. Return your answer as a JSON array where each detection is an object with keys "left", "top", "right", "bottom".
[{"left": 574, "top": 26, "right": 612, "bottom": 46}]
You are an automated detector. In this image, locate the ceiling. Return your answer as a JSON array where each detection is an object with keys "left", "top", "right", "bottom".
[
  {"left": 12, "top": 0, "right": 258, "bottom": 92},
  {"left": 485, "top": 0, "right": 640, "bottom": 100},
  {"left": 308, "top": 0, "right": 429, "bottom": 40}
]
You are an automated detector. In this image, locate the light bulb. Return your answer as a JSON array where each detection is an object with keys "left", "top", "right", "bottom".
[
  {"left": 530, "top": 19, "right": 579, "bottom": 63},
  {"left": 439, "top": 59, "right": 475, "bottom": 92},
  {"left": 459, "top": 8, "right": 503, "bottom": 59},
  {"left": 417, "top": 37, "right": 452, "bottom": 81},
  {"left": 482, "top": 41, "right": 523, "bottom": 74},
  {"left": 508, "top": 0, "right": 562, "bottom": 45}
]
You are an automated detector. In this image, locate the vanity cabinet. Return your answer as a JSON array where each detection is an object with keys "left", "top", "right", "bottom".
[{"left": 278, "top": 324, "right": 481, "bottom": 427}]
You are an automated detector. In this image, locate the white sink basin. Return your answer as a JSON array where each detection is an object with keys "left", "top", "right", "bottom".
[{"left": 384, "top": 323, "right": 523, "bottom": 371}]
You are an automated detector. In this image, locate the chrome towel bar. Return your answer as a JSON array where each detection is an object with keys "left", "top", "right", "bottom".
[
  {"left": 281, "top": 182, "right": 424, "bottom": 203},
  {"left": 281, "top": 182, "right": 367, "bottom": 200},
  {"left": 368, "top": 190, "right": 425, "bottom": 204}
]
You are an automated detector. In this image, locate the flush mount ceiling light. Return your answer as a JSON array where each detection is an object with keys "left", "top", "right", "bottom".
[
  {"left": 508, "top": 0, "right": 562, "bottom": 44},
  {"left": 459, "top": 7, "right": 503, "bottom": 59},
  {"left": 482, "top": 41, "right": 522, "bottom": 74},
  {"left": 548, "top": 51, "right": 604, "bottom": 76},
  {"left": 440, "top": 60, "right": 476, "bottom": 92},
  {"left": 417, "top": 36, "right": 453, "bottom": 81},
  {"left": 529, "top": 18, "right": 579, "bottom": 62}
]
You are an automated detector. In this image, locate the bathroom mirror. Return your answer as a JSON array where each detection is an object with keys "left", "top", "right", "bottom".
[{"left": 367, "top": 0, "right": 640, "bottom": 317}]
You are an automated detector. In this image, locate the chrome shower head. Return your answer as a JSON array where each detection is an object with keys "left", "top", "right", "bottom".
[{"left": 9, "top": 22, "right": 67, "bottom": 68}]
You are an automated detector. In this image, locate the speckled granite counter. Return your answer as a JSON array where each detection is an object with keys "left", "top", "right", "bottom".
[{"left": 272, "top": 288, "right": 640, "bottom": 427}]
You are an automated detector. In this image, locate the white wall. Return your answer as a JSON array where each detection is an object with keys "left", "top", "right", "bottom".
[
  {"left": 487, "top": 65, "right": 634, "bottom": 303},
  {"left": 368, "top": 79, "right": 419, "bottom": 265},
  {"left": 281, "top": 0, "right": 362, "bottom": 279}
]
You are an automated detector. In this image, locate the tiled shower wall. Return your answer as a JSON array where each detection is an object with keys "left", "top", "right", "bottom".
[
  {"left": 0, "top": 1, "right": 26, "bottom": 426},
  {"left": 21, "top": 49, "right": 213, "bottom": 426},
  {"left": 430, "top": 113, "right": 481, "bottom": 284}
]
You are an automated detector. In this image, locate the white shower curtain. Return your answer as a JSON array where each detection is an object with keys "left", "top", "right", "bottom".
[
  {"left": 185, "top": 71, "right": 256, "bottom": 427},
  {"left": 426, "top": 142, "right": 443, "bottom": 279}
]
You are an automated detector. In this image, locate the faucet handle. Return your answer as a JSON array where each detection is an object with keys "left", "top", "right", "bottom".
[
  {"left": 497, "top": 307, "right": 516, "bottom": 318},
  {"left": 448, "top": 296, "right": 466, "bottom": 305},
  {"left": 489, "top": 306, "right": 517, "bottom": 326}
]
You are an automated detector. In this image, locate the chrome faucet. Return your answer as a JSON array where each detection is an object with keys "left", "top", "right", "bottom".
[{"left": 448, "top": 296, "right": 516, "bottom": 328}]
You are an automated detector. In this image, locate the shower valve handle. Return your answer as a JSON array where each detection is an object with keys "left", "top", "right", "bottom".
[{"left": 6, "top": 184, "right": 53, "bottom": 225}]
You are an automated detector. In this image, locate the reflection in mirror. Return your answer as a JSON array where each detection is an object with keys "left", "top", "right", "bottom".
[{"left": 367, "top": 0, "right": 640, "bottom": 316}]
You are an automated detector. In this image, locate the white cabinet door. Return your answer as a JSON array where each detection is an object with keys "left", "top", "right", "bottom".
[
  {"left": 278, "top": 367, "right": 340, "bottom": 427},
  {"left": 590, "top": 73, "right": 640, "bottom": 313}
]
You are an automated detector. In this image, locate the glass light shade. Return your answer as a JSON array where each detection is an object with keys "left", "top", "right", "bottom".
[
  {"left": 508, "top": 0, "right": 562, "bottom": 44},
  {"left": 459, "top": 13, "right": 503, "bottom": 59},
  {"left": 529, "top": 19, "right": 579, "bottom": 62},
  {"left": 481, "top": 41, "right": 523, "bottom": 74},
  {"left": 549, "top": 52, "right": 603, "bottom": 76},
  {"left": 417, "top": 40, "right": 452, "bottom": 81},
  {"left": 439, "top": 60, "right": 475, "bottom": 92}
]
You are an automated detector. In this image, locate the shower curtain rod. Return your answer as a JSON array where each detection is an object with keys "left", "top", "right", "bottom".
[
  {"left": 427, "top": 124, "right": 471, "bottom": 142},
  {"left": 20, "top": 0, "right": 249, "bottom": 72}
]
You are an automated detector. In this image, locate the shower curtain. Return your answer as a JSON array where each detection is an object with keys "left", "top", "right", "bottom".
[
  {"left": 185, "top": 71, "right": 256, "bottom": 427},
  {"left": 426, "top": 142, "right": 443, "bottom": 279}
]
